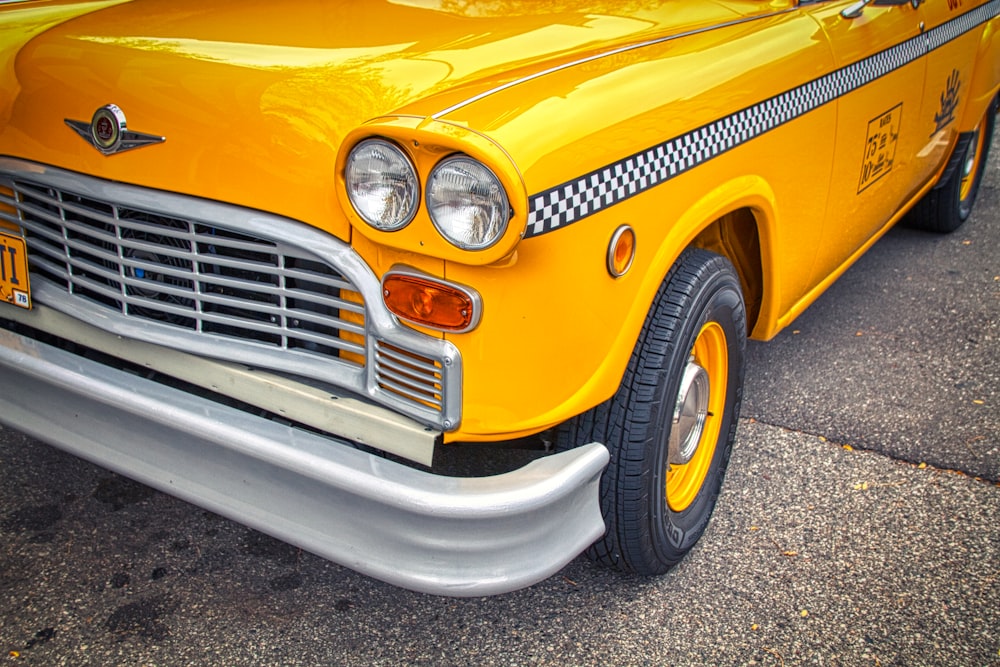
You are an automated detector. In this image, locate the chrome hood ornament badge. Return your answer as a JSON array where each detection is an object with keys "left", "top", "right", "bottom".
[{"left": 65, "top": 104, "right": 165, "bottom": 155}]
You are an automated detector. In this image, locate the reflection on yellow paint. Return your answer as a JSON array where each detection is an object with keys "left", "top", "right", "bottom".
[
  {"left": 0, "top": 0, "right": 128, "bottom": 38},
  {"left": 391, "top": 0, "right": 674, "bottom": 18},
  {"left": 0, "top": 0, "right": 131, "bottom": 126},
  {"left": 73, "top": 11, "right": 650, "bottom": 92},
  {"left": 420, "top": 17, "right": 648, "bottom": 82},
  {"left": 918, "top": 129, "right": 951, "bottom": 159},
  {"left": 76, "top": 35, "right": 418, "bottom": 71}
]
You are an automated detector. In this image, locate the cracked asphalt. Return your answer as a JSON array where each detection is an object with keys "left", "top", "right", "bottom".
[{"left": 1, "top": 151, "right": 997, "bottom": 666}]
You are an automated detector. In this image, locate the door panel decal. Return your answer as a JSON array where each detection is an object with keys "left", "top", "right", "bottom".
[{"left": 859, "top": 105, "right": 903, "bottom": 193}]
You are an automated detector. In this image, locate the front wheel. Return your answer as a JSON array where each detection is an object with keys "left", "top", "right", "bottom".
[
  {"left": 905, "top": 95, "right": 997, "bottom": 233},
  {"left": 557, "top": 248, "right": 746, "bottom": 574}
]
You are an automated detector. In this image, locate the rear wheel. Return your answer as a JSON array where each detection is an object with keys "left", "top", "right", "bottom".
[
  {"left": 557, "top": 248, "right": 746, "bottom": 574},
  {"left": 905, "top": 95, "right": 997, "bottom": 233}
]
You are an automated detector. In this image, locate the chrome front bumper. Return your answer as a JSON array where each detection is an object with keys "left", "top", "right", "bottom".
[{"left": 0, "top": 319, "right": 609, "bottom": 597}]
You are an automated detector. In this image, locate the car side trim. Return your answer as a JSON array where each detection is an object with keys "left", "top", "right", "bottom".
[{"left": 523, "top": 0, "right": 1000, "bottom": 239}]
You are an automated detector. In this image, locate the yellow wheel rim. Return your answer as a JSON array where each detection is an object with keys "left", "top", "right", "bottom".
[
  {"left": 666, "top": 321, "right": 728, "bottom": 512},
  {"left": 959, "top": 121, "right": 986, "bottom": 203}
]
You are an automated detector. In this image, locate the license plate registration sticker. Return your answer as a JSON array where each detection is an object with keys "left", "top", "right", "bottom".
[{"left": 0, "top": 230, "right": 30, "bottom": 309}]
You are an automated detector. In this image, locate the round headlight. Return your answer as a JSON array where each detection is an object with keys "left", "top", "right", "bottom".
[
  {"left": 345, "top": 139, "right": 419, "bottom": 231},
  {"left": 427, "top": 156, "right": 510, "bottom": 250}
]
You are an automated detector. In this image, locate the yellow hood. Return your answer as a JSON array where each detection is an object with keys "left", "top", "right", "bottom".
[{"left": 0, "top": 0, "right": 749, "bottom": 238}]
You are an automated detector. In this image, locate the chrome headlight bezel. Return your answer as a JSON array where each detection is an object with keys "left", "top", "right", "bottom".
[
  {"left": 426, "top": 155, "right": 511, "bottom": 251},
  {"left": 345, "top": 139, "right": 420, "bottom": 231}
]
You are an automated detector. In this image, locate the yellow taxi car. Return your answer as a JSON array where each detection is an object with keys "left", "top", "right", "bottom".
[{"left": 0, "top": 0, "right": 997, "bottom": 595}]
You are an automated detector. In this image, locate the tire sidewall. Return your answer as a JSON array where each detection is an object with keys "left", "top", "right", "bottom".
[
  {"left": 645, "top": 262, "right": 745, "bottom": 563},
  {"left": 955, "top": 96, "right": 997, "bottom": 222},
  {"left": 903, "top": 94, "right": 997, "bottom": 233}
]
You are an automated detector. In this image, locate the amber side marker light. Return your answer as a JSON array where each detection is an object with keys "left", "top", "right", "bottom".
[
  {"left": 608, "top": 225, "right": 636, "bottom": 277},
  {"left": 382, "top": 271, "right": 482, "bottom": 333}
]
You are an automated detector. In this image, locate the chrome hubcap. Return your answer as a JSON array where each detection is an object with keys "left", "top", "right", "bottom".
[
  {"left": 669, "top": 356, "right": 710, "bottom": 467},
  {"left": 962, "top": 129, "right": 980, "bottom": 178},
  {"left": 962, "top": 129, "right": 980, "bottom": 179}
]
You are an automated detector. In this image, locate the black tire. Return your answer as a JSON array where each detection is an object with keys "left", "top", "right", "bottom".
[
  {"left": 905, "top": 95, "right": 997, "bottom": 233},
  {"left": 557, "top": 248, "right": 746, "bottom": 574}
]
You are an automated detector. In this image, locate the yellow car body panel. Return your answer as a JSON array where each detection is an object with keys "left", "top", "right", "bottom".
[{"left": 1, "top": 0, "right": 998, "bottom": 442}]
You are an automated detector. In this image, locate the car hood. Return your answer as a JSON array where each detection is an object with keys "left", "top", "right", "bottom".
[{"left": 0, "top": 0, "right": 754, "bottom": 240}]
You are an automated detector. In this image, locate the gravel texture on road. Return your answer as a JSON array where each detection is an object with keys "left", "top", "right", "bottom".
[{"left": 1, "top": 420, "right": 997, "bottom": 666}]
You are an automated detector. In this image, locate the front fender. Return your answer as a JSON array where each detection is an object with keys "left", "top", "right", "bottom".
[{"left": 443, "top": 173, "right": 782, "bottom": 442}]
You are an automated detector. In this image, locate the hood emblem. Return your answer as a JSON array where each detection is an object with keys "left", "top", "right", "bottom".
[{"left": 65, "top": 104, "right": 165, "bottom": 155}]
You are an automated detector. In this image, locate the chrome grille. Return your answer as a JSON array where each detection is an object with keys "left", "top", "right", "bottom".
[
  {"left": 0, "top": 157, "right": 461, "bottom": 432},
  {"left": 375, "top": 340, "right": 444, "bottom": 413},
  {"left": 9, "top": 179, "right": 366, "bottom": 364}
]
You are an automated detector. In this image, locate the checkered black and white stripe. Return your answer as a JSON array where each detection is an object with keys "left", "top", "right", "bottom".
[
  {"left": 929, "top": 0, "right": 1000, "bottom": 50},
  {"left": 525, "top": 0, "right": 1000, "bottom": 239}
]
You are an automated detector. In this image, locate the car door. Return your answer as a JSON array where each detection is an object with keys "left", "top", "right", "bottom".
[{"left": 801, "top": 0, "right": 929, "bottom": 287}]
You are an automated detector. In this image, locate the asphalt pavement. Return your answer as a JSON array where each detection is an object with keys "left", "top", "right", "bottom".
[{"left": 0, "top": 150, "right": 997, "bottom": 666}]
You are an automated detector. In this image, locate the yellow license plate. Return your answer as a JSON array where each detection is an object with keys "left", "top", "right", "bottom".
[{"left": 0, "top": 230, "right": 31, "bottom": 310}]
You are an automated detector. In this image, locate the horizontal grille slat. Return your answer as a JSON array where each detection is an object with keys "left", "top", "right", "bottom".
[
  {"left": 10, "top": 177, "right": 368, "bottom": 369},
  {"left": 9, "top": 216, "right": 61, "bottom": 242},
  {"left": 55, "top": 237, "right": 126, "bottom": 268},
  {"left": 17, "top": 199, "right": 119, "bottom": 237},
  {"left": 192, "top": 235, "right": 276, "bottom": 255},
  {"left": 285, "top": 288, "right": 364, "bottom": 315},
  {"left": 378, "top": 376, "right": 443, "bottom": 407},
  {"left": 375, "top": 341, "right": 444, "bottom": 412},
  {"left": 284, "top": 307, "right": 365, "bottom": 335},
  {"left": 378, "top": 367, "right": 442, "bottom": 400},
  {"left": 279, "top": 268, "right": 356, "bottom": 294},
  {"left": 378, "top": 351, "right": 444, "bottom": 379},
  {"left": 60, "top": 273, "right": 125, "bottom": 304}
]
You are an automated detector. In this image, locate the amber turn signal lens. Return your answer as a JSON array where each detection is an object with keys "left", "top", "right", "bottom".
[
  {"left": 382, "top": 273, "right": 480, "bottom": 333},
  {"left": 608, "top": 225, "right": 636, "bottom": 277}
]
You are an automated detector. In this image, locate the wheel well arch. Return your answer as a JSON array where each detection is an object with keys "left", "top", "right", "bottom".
[
  {"left": 690, "top": 208, "right": 764, "bottom": 337},
  {"left": 647, "top": 176, "right": 778, "bottom": 341},
  {"left": 505, "top": 188, "right": 779, "bottom": 439}
]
